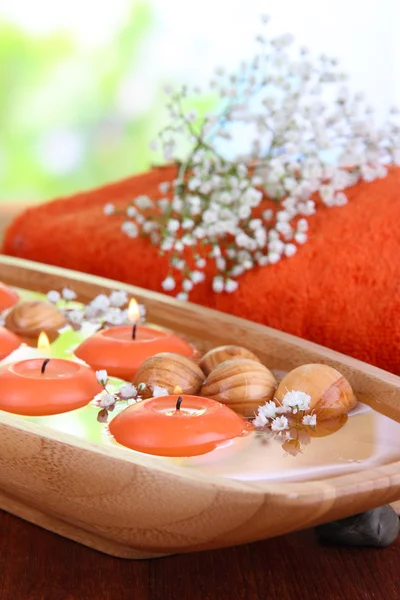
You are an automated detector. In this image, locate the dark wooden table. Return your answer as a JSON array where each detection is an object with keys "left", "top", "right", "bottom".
[{"left": 1, "top": 511, "right": 399, "bottom": 600}]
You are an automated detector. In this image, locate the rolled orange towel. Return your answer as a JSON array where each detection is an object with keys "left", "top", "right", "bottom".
[{"left": 3, "top": 165, "right": 400, "bottom": 374}]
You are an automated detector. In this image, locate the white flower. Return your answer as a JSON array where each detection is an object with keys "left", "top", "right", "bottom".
[
  {"left": 167, "top": 219, "right": 180, "bottom": 234},
  {"left": 281, "top": 390, "right": 311, "bottom": 414},
  {"left": 212, "top": 276, "right": 224, "bottom": 293},
  {"left": 91, "top": 294, "right": 110, "bottom": 312},
  {"left": 126, "top": 206, "right": 137, "bottom": 218},
  {"left": 119, "top": 383, "right": 137, "bottom": 399},
  {"left": 182, "top": 279, "right": 193, "bottom": 292},
  {"left": 162, "top": 276, "right": 176, "bottom": 291},
  {"left": 121, "top": 221, "right": 138, "bottom": 238},
  {"left": 62, "top": 288, "right": 77, "bottom": 301},
  {"left": 109, "top": 290, "right": 128, "bottom": 308},
  {"left": 182, "top": 218, "right": 195, "bottom": 230},
  {"left": 191, "top": 270, "right": 205, "bottom": 284},
  {"left": 98, "top": 392, "right": 116, "bottom": 408},
  {"left": 253, "top": 413, "right": 268, "bottom": 428},
  {"left": 47, "top": 290, "right": 61, "bottom": 304},
  {"left": 335, "top": 192, "right": 348, "bottom": 206},
  {"left": 259, "top": 400, "right": 278, "bottom": 419},
  {"left": 159, "top": 181, "right": 170, "bottom": 194},
  {"left": 68, "top": 309, "right": 83, "bottom": 325},
  {"left": 302, "top": 414, "right": 317, "bottom": 426},
  {"left": 96, "top": 370, "right": 108, "bottom": 386},
  {"left": 271, "top": 415, "right": 289, "bottom": 432},
  {"left": 176, "top": 292, "right": 188, "bottom": 301},
  {"left": 284, "top": 243, "right": 297, "bottom": 258},
  {"left": 104, "top": 310, "right": 125, "bottom": 325},
  {"left": 152, "top": 385, "right": 169, "bottom": 397},
  {"left": 135, "top": 195, "right": 153, "bottom": 209},
  {"left": 225, "top": 279, "right": 238, "bottom": 293},
  {"left": 297, "top": 218, "right": 308, "bottom": 233},
  {"left": 104, "top": 203, "right": 115, "bottom": 215},
  {"left": 294, "top": 232, "right": 308, "bottom": 244}
]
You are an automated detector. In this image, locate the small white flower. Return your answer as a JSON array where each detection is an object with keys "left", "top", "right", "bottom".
[
  {"left": 152, "top": 385, "right": 169, "bottom": 397},
  {"left": 182, "top": 279, "right": 194, "bottom": 292},
  {"left": 302, "top": 414, "right": 317, "bottom": 426},
  {"left": 98, "top": 391, "right": 116, "bottom": 408},
  {"left": 119, "top": 383, "right": 137, "bottom": 399},
  {"left": 191, "top": 270, "right": 205, "bottom": 284},
  {"left": 253, "top": 413, "right": 268, "bottom": 428},
  {"left": 271, "top": 415, "right": 289, "bottom": 432},
  {"left": 126, "top": 205, "right": 137, "bottom": 218},
  {"left": 284, "top": 243, "right": 297, "bottom": 258},
  {"left": 159, "top": 181, "right": 170, "bottom": 194},
  {"left": 167, "top": 219, "right": 180, "bottom": 234},
  {"left": 91, "top": 294, "right": 110, "bottom": 312},
  {"left": 104, "top": 203, "right": 115, "bottom": 215},
  {"left": 294, "top": 232, "right": 308, "bottom": 245},
  {"left": 212, "top": 276, "right": 224, "bottom": 293},
  {"left": 68, "top": 309, "right": 83, "bottom": 325},
  {"left": 104, "top": 310, "right": 125, "bottom": 325},
  {"left": 47, "top": 290, "right": 61, "bottom": 303},
  {"left": 96, "top": 370, "right": 108, "bottom": 386},
  {"left": 224, "top": 279, "right": 238, "bottom": 293},
  {"left": 161, "top": 276, "right": 176, "bottom": 291},
  {"left": 335, "top": 192, "right": 348, "bottom": 206},
  {"left": 109, "top": 290, "right": 128, "bottom": 308},
  {"left": 297, "top": 218, "right": 309, "bottom": 233},
  {"left": 259, "top": 400, "right": 278, "bottom": 419},
  {"left": 282, "top": 390, "right": 311, "bottom": 414},
  {"left": 121, "top": 221, "right": 139, "bottom": 238},
  {"left": 176, "top": 292, "right": 188, "bottom": 301},
  {"left": 62, "top": 288, "right": 77, "bottom": 301}
]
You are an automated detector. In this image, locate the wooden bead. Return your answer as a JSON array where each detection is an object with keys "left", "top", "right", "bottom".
[
  {"left": 275, "top": 364, "right": 356, "bottom": 420},
  {"left": 201, "top": 358, "right": 277, "bottom": 417},
  {"left": 5, "top": 300, "right": 66, "bottom": 343},
  {"left": 134, "top": 352, "right": 205, "bottom": 399},
  {"left": 199, "top": 345, "right": 262, "bottom": 376}
]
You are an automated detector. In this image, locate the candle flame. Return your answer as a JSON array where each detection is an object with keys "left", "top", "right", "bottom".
[
  {"left": 37, "top": 331, "right": 50, "bottom": 349},
  {"left": 128, "top": 298, "right": 140, "bottom": 323},
  {"left": 173, "top": 385, "right": 183, "bottom": 395}
]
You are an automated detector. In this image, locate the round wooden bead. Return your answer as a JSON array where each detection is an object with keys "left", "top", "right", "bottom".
[
  {"left": 275, "top": 363, "right": 356, "bottom": 420},
  {"left": 5, "top": 300, "right": 66, "bottom": 343},
  {"left": 199, "top": 345, "right": 262, "bottom": 376},
  {"left": 134, "top": 352, "right": 205, "bottom": 399},
  {"left": 200, "top": 358, "right": 277, "bottom": 417}
]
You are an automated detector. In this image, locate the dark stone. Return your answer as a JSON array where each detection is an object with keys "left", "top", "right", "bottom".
[{"left": 315, "top": 505, "right": 400, "bottom": 548}]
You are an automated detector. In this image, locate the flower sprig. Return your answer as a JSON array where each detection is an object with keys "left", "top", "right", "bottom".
[
  {"left": 94, "top": 369, "right": 169, "bottom": 423},
  {"left": 253, "top": 390, "right": 317, "bottom": 455},
  {"left": 47, "top": 288, "right": 146, "bottom": 330},
  {"left": 104, "top": 16, "right": 400, "bottom": 299}
]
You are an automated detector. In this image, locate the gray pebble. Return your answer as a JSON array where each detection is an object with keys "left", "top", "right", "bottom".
[{"left": 315, "top": 505, "right": 400, "bottom": 547}]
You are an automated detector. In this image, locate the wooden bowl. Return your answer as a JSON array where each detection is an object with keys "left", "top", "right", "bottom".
[{"left": 0, "top": 256, "right": 400, "bottom": 559}]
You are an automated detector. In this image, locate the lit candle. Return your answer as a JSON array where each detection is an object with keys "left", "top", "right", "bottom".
[
  {"left": 0, "top": 327, "right": 21, "bottom": 360},
  {"left": 0, "top": 331, "right": 52, "bottom": 365},
  {"left": 108, "top": 394, "right": 250, "bottom": 457},
  {"left": 0, "top": 282, "right": 18, "bottom": 312},
  {"left": 0, "top": 357, "right": 101, "bottom": 416},
  {"left": 75, "top": 299, "right": 194, "bottom": 381}
]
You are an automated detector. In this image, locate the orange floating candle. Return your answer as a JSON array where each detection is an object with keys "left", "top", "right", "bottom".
[
  {"left": 75, "top": 300, "right": 194, "bottom": 381},
  {"left": 0, "top": 327, "right": 21, "bottom": 360},
  {"left": 0, "top": 358, "right": 101, "bottom": 416},
  {"left": 0, "top": 282, "right": 18, "bottom": 312},
  {"left": 109, "top": 394, "right": 250, "bottom": 457}
]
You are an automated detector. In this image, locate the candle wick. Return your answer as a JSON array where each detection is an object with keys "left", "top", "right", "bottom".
[
  {"left": 41, "top": 359, "right": 51, "bottom": 375},
  {"left": 132, "top": 323, "right": 137, "bottom": 340},
  {"left": 176, "top": 396, "right": 183, "bottom": 411}
]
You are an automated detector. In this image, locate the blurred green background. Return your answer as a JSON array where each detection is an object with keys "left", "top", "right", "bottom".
[{"left": 0, "top": 0, "right": 397, "bottom": 205}]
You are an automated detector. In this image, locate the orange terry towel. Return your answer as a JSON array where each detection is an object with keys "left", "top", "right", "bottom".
[{"left": 3, "top": 165, "right": 400, "bottom": 374}]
